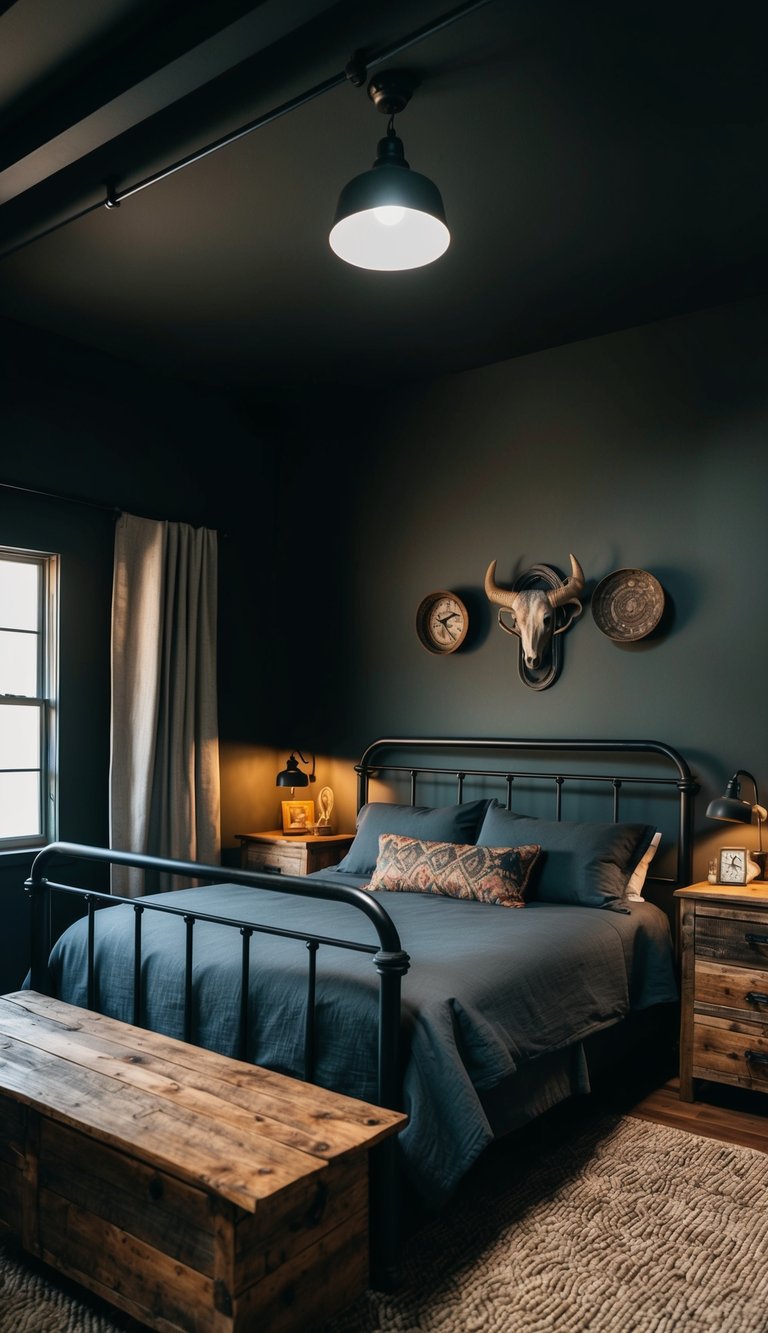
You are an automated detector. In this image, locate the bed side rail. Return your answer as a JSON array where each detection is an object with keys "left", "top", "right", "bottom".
[{"left": 26, "top": 841, "right": 410, "bottom": 1110}]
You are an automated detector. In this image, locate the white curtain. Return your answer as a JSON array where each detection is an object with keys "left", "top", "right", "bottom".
[{"left": 110, "top": 513, "right": 221, "bottom": 895}]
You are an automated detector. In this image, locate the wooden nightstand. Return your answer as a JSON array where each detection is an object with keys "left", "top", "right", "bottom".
[
  {"left": 675, "top": 880, "right": 768, "bottom": 1102},
  {"left": 235, "top": 830, "right": 355, "bottom": 877}
]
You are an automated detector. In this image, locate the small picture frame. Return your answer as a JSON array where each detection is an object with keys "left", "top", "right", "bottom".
[
  {"left": 717, "top": 846, "right": 749, "bottom": 885},
  {"left": 281, "top": 799, "right": 315, "bottom": 835}
]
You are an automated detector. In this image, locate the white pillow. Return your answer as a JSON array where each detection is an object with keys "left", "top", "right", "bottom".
[{"left": 624, "top": 831, "right": 661, "bottom": 900}]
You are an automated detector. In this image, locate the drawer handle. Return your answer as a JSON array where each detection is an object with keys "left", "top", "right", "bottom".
[
  {"left": 745, "top": 1050, "right": 768, "bottom": 1066},
  {"left": 745, "top": 992, "right": 768, "bottom": 1005},
  {"left": 744, "top": 933, "right": 768, "bottom": 946}
]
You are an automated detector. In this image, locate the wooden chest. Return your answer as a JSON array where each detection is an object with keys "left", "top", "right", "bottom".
[
  {"left": 0, "top": 990, "right": 406, "bottom": 1332},
  {"left": 676, "top": 882, "right": 768, "bottom": 1100}
]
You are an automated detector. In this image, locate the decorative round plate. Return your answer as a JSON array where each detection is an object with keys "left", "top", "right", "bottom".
[{"left": 591, "top": 568, "right": 665, "bottom": 642}]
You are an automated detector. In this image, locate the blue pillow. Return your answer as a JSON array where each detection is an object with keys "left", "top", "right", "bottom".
[
  {"left": 337, "top": 799, "right": 493, "bottom": 877},
  {"left": 477, "top": 803, "right": 656, "bottom": 910}
]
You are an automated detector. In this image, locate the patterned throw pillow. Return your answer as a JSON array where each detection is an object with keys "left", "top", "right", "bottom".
[{"left": 367, "top": 833, "right": 541, "bottom": 908}]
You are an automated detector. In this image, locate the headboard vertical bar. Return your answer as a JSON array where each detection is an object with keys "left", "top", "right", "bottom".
[
  {"left": 613, "top": 779, "right": 621, "bottom": 821},
  {"left": 457, "top": 772, "right": 465, "bottom": 802},
  {"left": 410, "top": 770, "right": 417, "bottom": 804},
  {"left": 679, "top": 782, "right": 694, "bottom": 885},
  {"left": 28, "top": 873, "right": 52, "bottom": 994},
  {"left": 555, "top": 776, "right": 564, "bottom": 820},
  {"left": 505, "top": 775, "right": 514, "bottom": 810}
]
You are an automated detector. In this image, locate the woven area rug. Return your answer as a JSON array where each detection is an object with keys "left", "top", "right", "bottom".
[{"left": 2, "top": 1110, "right": 767, "bottom": 1333}]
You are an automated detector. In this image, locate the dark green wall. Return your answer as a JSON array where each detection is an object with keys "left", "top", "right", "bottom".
[
  {"left": 284, "top": 295, "right": 768, "bottom": 882},
  {"left": 1, "top": 294, "right": 767, "bottom": 990},
  {"left": 0, "top": 320, "right": 281, "bottom": 991}
]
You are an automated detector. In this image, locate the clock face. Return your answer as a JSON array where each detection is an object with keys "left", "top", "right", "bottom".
[
  {"left": 416, "top": 591, "right": 469, "bottom": 654},
  {"left": 719, "top": 848, "right": 747, "bottom": 884}
]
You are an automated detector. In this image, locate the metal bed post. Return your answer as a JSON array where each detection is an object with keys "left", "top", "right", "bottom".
[
  {"left": 28, "top": 872, "right": 52, "bottom": 994},
  {"left": 370, "top": 945, "right": 410, "bottom": 1291}
]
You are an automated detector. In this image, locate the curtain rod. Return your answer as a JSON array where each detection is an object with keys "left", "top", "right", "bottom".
[
  {"left": 0, "top": 0, "right": 495, "bottom": 262},
  {"left": 0, "top": 481, "right": 120, "bottom": 515},
  {"left": 0, "top": 482, "right": 225, "bottom": 534}
]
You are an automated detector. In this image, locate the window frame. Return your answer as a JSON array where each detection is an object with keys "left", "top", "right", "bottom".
[{"left": 0, "top": 546, "right": 59, "bottom": 851}]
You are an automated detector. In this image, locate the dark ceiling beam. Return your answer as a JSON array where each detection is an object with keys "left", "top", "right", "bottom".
[
  {"left": 0, "top": 0, "right": 494, "bottom": 260},
  {"left": 0, "top": 0, "right": 336, "bottom": 203}
]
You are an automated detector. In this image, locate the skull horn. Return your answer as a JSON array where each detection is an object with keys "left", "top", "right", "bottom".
[
  {"left": 547, "top": 554, "right": 585, "bottom": 609},
  {"left": 484, "top": 560, "right": 520, "bottom": 609}
]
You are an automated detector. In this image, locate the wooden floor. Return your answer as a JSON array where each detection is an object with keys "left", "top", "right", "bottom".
[
  {"left": 570, "top": 1006, "right": 768, "bottom": 1153},
  {"left": 626, "top": 1075, "right": 768, "bottom": 1153}
]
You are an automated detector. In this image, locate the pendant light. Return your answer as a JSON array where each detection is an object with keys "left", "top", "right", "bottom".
[{"left": 330, "top": 70, "right": 450, "bottom": 272}]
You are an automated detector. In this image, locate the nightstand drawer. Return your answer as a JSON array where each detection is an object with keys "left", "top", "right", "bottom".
[
  {"left": 694, "top": 959, "right": 768, "bottom": 1020},
  {"left": 243, "top": 843, "right": 307, "bottom": 876},
  {"left": 693, "top": 1017, "right": 768, "bottom": 1090},
  {"left": 236, "top": 832, "right": 355, "bottom": 878},
  {"left": 695, "top": 905, "right": 768, "bottom": 968}
]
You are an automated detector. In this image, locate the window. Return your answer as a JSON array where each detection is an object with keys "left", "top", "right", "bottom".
[{"left": 0, "top": 548, "right": 58, "bottom": 849}]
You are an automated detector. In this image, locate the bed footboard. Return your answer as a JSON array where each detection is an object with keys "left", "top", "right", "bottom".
[
  {"left": 27, "top": 841, "right": 410, "bottom": 1106},
  {"left": 26, "top": 842, "right": 412, "bottom": 1289}
]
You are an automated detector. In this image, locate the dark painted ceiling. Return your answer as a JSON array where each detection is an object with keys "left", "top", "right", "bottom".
[{"left": 0, "top": 0, "right": 766, "bottom": 397}]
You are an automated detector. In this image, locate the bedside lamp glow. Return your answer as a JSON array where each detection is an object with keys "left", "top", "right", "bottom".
[{"left": 706, "top": 769, "right": 767, "bottom": 878}]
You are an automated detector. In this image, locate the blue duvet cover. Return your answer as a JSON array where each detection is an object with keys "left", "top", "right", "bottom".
[{"left": 45, "top": 874, "right": 678, "bottom": 1205}]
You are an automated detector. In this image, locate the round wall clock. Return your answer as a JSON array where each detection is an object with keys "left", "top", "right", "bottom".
[{"left": 416, "top": 590, "right": 469, "bottom": 655}]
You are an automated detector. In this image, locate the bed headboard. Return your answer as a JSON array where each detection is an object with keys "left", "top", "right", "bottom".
[{"left": 355, "top": 737, "right": 697, "bottom": 893}]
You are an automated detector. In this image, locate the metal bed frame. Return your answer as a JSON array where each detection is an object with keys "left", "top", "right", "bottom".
[
  {"left": 356, "top": 736, "right": 697, "bottom": 889},
  {"left": 25, "top": 736, "right": 697, "bottom": 1286}
]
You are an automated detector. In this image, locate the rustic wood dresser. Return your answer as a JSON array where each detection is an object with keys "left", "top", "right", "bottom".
[{"left": 676, "top": 881, "right": 768, "bottom": 1101}]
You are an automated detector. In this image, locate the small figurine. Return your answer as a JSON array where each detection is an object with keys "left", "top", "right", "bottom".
[{"left": 316, "top": 786, "right": 334, "bottom": 835}]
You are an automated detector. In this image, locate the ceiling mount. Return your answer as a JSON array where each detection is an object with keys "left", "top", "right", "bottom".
[{"left": 367, "top": 70, "right": 419, "bottom": 117}]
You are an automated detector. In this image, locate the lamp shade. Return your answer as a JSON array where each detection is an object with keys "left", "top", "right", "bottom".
[
  {"left": 706, "top": 770, "right": 764, "bottom": 825},
  {"left": 275, "top": 751, "right": 315, "bottom": 787},
  {"left": 705, "top": 793, "right": 753, "bottom": 823},
  {"left": 330, "top": 133, "right": 450, "bottom": 272}
]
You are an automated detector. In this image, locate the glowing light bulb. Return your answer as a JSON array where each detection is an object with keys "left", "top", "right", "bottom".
[{"left": 373, "top": 205, "right": 406, "bottom": 226}]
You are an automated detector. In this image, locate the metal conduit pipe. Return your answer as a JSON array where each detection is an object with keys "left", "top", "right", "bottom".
[{"left": 0, "top": 0, "right": 495, "bottom": 262}]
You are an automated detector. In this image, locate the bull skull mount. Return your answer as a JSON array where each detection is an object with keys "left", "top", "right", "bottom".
[{"left": 484, "top": 554, "right": 585, "bottom": 691}]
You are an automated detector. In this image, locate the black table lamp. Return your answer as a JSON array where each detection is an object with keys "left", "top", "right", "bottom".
[
  {"left": 706, "top": 769, "right": 767, "bottom": 878},
  {"left": 275, "top": 751, "right": 316, "bottom": 790}
]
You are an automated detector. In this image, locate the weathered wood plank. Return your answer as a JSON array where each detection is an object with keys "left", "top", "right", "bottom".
[
  {"left": 694, "top": 958, "right": 768, "bottom": 1020},
  {"left": 693, "top": 1018, "right": 768, "bottom": 1090},
  {"left": 41, "top": 1118, "right": 216, "bottom": 1275},
  {"left": 0, "top": 992, "right": 399, "bottom": 1157},
  {"left": 2, "top": 992, "right": 405, "bottom": 1148},
  {"left": 40, "top": 1190, "right": 213, "bottom": 1332},
  {"left": 0, "top": 1029, "right": 328, "bottom": 1212},
  {"left": 233, "top": 1207, "right": 370, "bottom": 1332},
  {"left": 233, "top": 1154, "right": 369, "bottom": 1293}
]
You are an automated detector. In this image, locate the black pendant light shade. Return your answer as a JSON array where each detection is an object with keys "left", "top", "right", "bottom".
[{"left": 330, "top": 71, "right": 450, "bottom": 272}]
